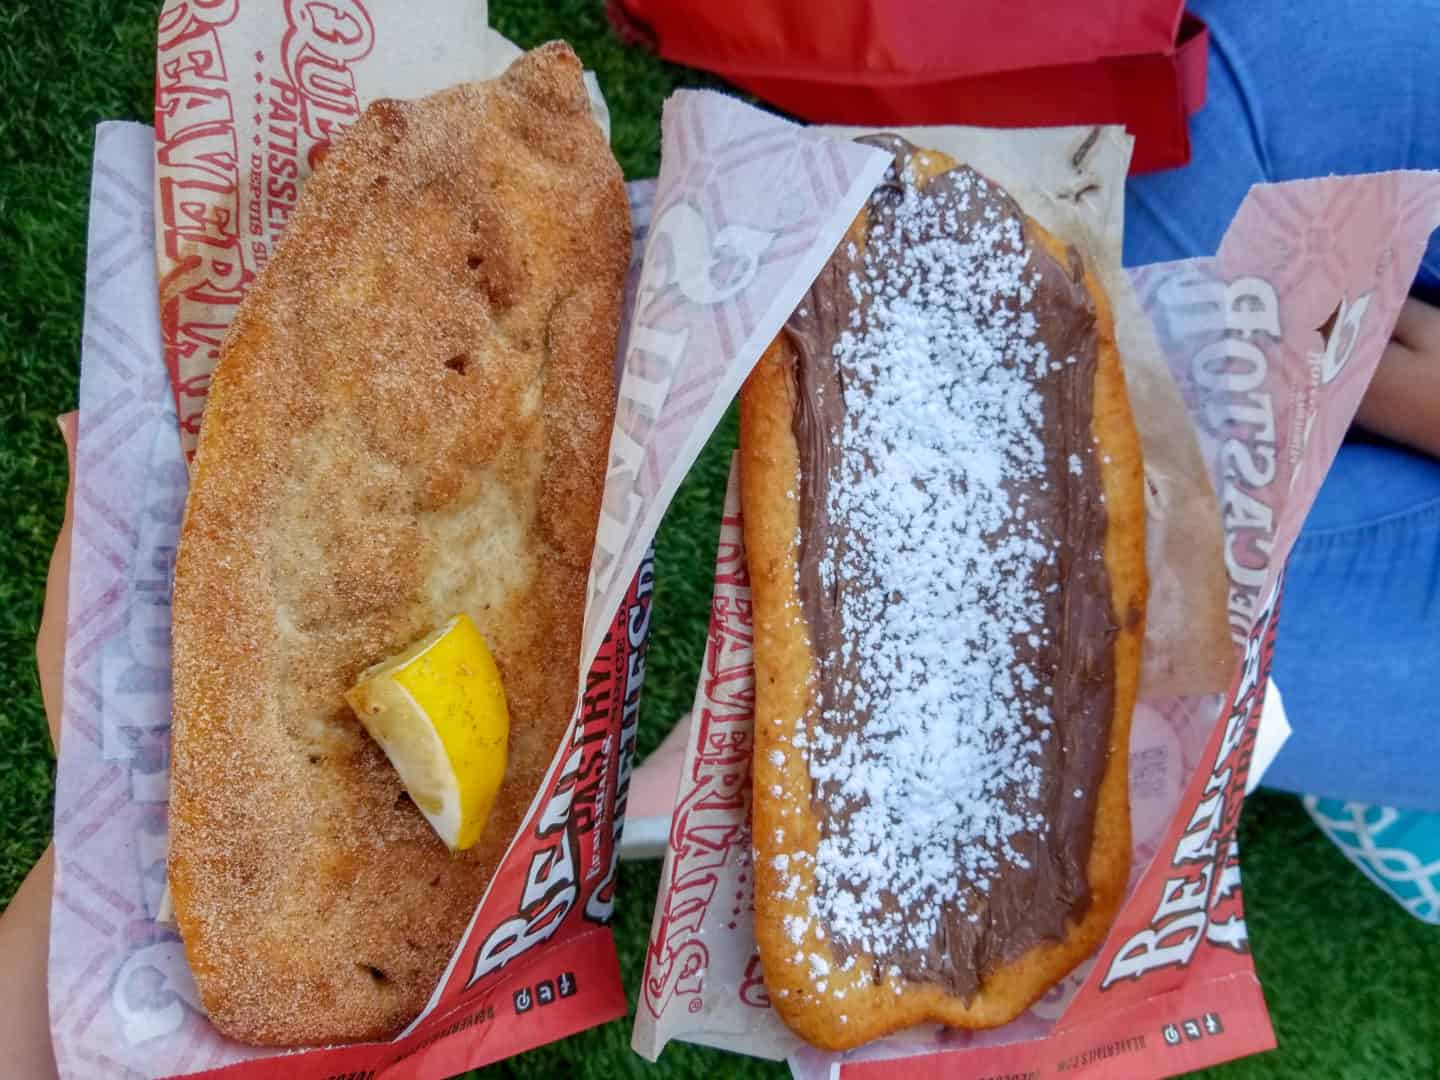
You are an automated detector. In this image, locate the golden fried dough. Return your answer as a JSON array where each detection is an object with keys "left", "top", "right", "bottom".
[
  {"left": 168, "top": 43, "right": 629, "bottom": 1046},
  {"left": 741, "top": 138, "right": 1145, "bottom": 1050}
]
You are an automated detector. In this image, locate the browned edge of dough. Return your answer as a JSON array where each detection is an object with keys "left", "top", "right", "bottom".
[{"left": 741, "top": 152, "right": 1148, "bottom": 1052}]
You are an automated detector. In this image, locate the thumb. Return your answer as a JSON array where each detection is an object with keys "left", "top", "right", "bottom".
[{"left": 36, "top": 412, "right": 78, "bottom": 753}]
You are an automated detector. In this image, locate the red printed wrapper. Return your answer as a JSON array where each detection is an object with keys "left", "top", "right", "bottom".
[
  {"left": 632, "top": 97, "right": 1440, "bottom": 1076},
  {"left": 51, "top": 30, "right": 895, "bottom": 1080}
]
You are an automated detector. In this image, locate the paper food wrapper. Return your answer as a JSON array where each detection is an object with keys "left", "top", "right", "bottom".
[{"left": 632, "top": 93, "right": 1440, "bottom": 1077}]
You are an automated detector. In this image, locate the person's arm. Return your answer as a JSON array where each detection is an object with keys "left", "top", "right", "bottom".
[
  {"left": 0, "top": 848, "right": 59, "bottom": 1080},
  {"left": 1355, "top": 296, "right": 1440, "bottom": 458},
  {"left": 0, "top": 414, "right": 76, "bottom": 1080}
]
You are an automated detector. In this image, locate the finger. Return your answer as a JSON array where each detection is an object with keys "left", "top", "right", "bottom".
[
  {"left": 1358, "top": 305, "right": 1440, "bottom": 459},
  {"left": 36, "top": 412, "right": 78, "bottom": 753},
  {"left": 1391, "top": 295, "right": 1440, "bottom": 354},
  {"left": 629, "top": 711, "right": 691, "bottom": 821}
]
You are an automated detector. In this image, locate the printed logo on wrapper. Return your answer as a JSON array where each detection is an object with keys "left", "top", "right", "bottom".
[
  {"left": 1098, "top": 577, "right": 1280, "bottom": 992},
  {"left": 1314, "top": 292, "right": 1373, "bottom": 386},
  {"left": 466, "top": 554, "right": 655, "bottom": 987},
  {"left": 1140, "top": 269, "right": 1290, "bottom": 645},
  {"left": 152, "top": 0, "right": 492, "bottom": 460},
  {"left": 154, "top": 0, "right": 379, "bottom": 453},
  {"left": 643, "top": 500, "right": 754, "bottom": 1023},
  {"left": 102, "top": 408, "right": 193, "bottom": 1050},
  {"left": 278, "top": 0, "right": 376, "bottom": 165},
  {"left": 154, "top": 0, "right": 249, "bottom": 443}
]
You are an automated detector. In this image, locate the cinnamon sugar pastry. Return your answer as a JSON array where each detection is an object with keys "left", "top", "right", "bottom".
[
  {"left": 741, "top": 136, "right": 1146, "bottom": 1050},
  {"left": 168, "top": 43, "right": 629, "bottom": 1046}
]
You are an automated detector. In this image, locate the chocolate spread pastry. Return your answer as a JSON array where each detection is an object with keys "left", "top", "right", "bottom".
[{"left": 784, "top": 135, "right": 1118, "bottom": 997}]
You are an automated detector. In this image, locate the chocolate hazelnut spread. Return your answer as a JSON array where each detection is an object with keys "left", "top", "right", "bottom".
[{"left": 784, "top": 135, "right": 1118, "bottom": 997}]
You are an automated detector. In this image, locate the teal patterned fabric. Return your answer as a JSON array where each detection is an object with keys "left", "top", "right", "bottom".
[{"left": 1304, "top": 798, "right": 1440, "bottom": 925}]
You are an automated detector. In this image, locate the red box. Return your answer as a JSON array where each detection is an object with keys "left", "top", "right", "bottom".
[{"left": 609, "top": 1, "right": 1209, "bottom": 173}]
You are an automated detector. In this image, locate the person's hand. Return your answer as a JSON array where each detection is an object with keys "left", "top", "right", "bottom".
[
  {"left": 36, "top": 411, "right": 78, "bottom": 751},
  {"left": 1357, "top": 296, "right": 1440, "bottom": 458}
]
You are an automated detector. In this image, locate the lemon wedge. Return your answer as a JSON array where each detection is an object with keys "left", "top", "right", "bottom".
[{"left": 345, "top": 614, "right": 509, "bottom": 852}]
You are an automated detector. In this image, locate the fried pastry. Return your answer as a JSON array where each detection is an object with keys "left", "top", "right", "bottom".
[
  {"left": 741, "top": 135, "right": 1146, "bottom": 1050},
  {"left": 168, "top": 43, "right": 629, "bottom": 1046}
]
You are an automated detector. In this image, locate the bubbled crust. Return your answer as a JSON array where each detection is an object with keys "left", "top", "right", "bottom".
[
  {"left": 740, "top": 149, "right": 1146, "bottom": 1050},
  {"left": 168, "top": 42, "right": 629, "bottom": 1046}
]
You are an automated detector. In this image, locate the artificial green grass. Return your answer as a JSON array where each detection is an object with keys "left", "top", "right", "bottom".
[{"left": 1, "top": 2, "right": 1436, "bottom": 1077}]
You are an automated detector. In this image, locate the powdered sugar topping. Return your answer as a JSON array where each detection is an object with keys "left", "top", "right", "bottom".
[{"left": 802, "top": 163, "right": 1059, "bottom": 964}]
